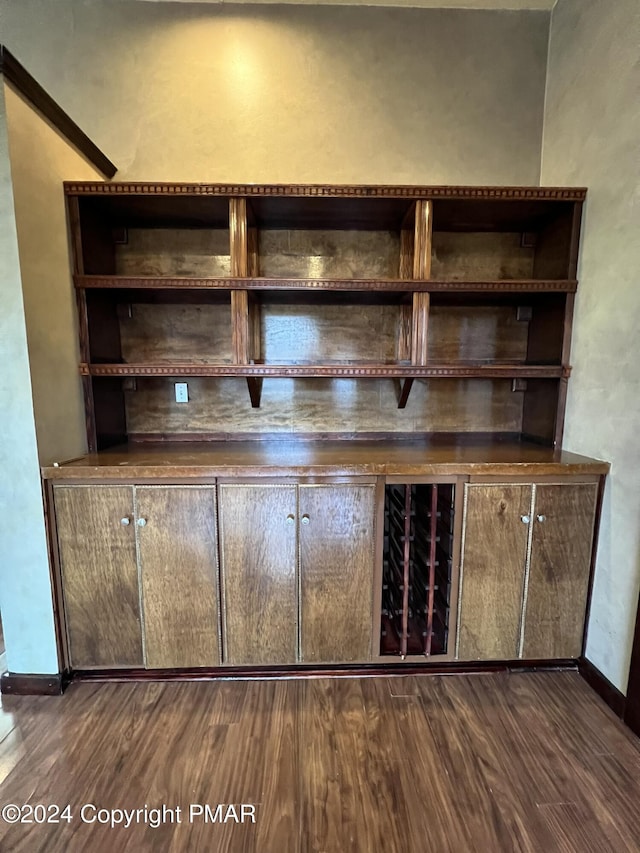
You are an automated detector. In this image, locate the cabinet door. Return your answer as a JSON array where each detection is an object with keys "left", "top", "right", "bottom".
[
  {"left": 458, "top": 484, "right": 531, "bottom": 660},
  {"left": 299, "top": 484, "right": 375, "bottom": 663},
  {"left": 55, "top": 485, "right": 143, "bottom": 668},
  {"left": 218, "top": 484, "right": 297, "bottom": 665},
  {"left": 136, "top": 486, "right": 220, "bottom": 668},
  {"left": 523, "top": 483, "right": 598, "bottom": 659}
]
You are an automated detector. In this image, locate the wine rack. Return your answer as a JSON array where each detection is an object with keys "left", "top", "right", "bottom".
[{"left": 381, "top": 483, "right": 455, "bottom": 657}]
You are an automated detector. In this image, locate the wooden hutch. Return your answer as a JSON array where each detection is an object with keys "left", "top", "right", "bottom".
[{"left": 42, "top": 182, "right": 608, "bottom": 675}]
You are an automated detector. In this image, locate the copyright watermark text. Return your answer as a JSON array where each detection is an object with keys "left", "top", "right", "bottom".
[{"left": 1, "top": 803, "right": 256, "bottom": 828}]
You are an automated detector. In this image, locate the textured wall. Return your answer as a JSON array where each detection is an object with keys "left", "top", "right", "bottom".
[
  {"left": 143, "top": 0, "right": 556, "bottom": 7},
  {"left": 5, "top": 85, "right": 104, "bottom": 465},
  {"left": 0, "top": 84, "right": 105, "bottom": 674},
  {"left": 0, "top": 0, "right": 549, "bottom": 184},
  {"left": 0, "top": 83, "right": 59, "bottom": 674},
  {"left": 542, "top": 0, "right": 640, "bottom": 691}
]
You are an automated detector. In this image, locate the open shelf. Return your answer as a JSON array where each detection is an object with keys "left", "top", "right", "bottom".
[
  {"left": 431, "top": 198, "right": 580, "bottom": 281},
  {"left": 66, "top": 183, "right": 583, "bottom": 451},
  {"left": 82, "top": 288, "right": 569, "bottom": 368},
  {"left": 245, "top": 196, "right": 418, "bottom": 281},
  {"left": 73, "top": 194, "right": 231, "bottom": 277}
]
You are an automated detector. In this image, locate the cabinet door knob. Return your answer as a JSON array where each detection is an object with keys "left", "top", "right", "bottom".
[
  {"left": 521, "top": 515, "right": 531, "bottom": 524},
  {"left": 136, "top": 518, "right": 147, "bottom": 527},
  {"left": 286, "top": 514, "right": 295, "bottom": 525},
  {"left": 536, "top": 514, "right": 546, "bottom": 523},
  {"left": 120, "top": 517, "right": 130, "bottom": 526},
  {"left": 301, "top": 514, "right": 310, "bottom": 525}
]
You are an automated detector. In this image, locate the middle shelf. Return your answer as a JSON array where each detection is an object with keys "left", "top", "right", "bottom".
[
  {"left": 79, "top": 287, "right": 571, "bottom": 374},
  {"left": 74, "top": 275, "right": 579, "bottom": 294},
  {"left": 77, "top": 282, "right": 572, "bottom": 451},
  {"left": 83, "top": 363, "right": 568, "bottom": 379}
]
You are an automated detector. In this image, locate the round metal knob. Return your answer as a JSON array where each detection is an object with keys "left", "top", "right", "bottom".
[
  {"left": 301, "top": 515, "right": 310, "bottom": 525},
  {"left": 120, "top": 517, "right": 130, "bottom": 526},
  {"left": 286, "top": 514, "right": 295, "bottom": 525},
  {"left": 536, "top": 514, "right": 546, "bottom": 523},
  {"left": 521, "top": 515, "right": 531, "bottom": 524},
  {"left": 136, "top": 518, "right": 147, "bottom": 527}
]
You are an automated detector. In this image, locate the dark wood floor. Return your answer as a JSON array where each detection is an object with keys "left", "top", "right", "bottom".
[{"left": 0, "top": 671, "right": 638, "bottom": 852}]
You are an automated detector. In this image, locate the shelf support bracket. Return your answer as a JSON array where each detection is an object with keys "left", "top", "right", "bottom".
[
  {"left": 395, "top": 378, "right": 414, "bottom": 409},
  {"left": 246, "top": 377, "right": 263, "bottom": 409}
]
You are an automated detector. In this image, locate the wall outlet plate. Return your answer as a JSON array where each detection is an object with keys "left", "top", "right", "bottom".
[{"left": 175, "top": 382, "right": 189, "bottom": 403}]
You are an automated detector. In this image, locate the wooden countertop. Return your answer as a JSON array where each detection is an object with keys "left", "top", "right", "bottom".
[{"left": 42, "top": 438, "right": 610, "bottom": 480}]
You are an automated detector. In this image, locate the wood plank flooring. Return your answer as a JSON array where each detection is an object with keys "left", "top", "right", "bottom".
[{"left": 0, "top": 671, "right": 638, "bottom": 852}]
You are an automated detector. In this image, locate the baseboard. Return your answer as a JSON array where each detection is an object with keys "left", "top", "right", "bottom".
[
  {"left": 579, "top": 657, "right": 626, "bottom": 718},
  {"left": 71, "top": 658, "right": 577, "bottom": 683},
  {"left": 0, "top": 662, "right": 629, "bottom": 719},
  {"left": 0, "top": 671, "right": 69, "bottom": 696}
]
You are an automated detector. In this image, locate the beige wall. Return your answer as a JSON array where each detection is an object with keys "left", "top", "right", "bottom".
[
  {"left": 0, "top": 1, "right": 549, "bottom": 184},
  {"left": 0, "top": 83, "right": 59, "bottom": 674},
  {"left": 542, "top": 0, "right": 640, "bottom": 691},
  {"left": 4, "top": 85, "right": 104, "bottom": 465},
  {"left": 0, "top": 82, "right": 105, "bottom": 674}
]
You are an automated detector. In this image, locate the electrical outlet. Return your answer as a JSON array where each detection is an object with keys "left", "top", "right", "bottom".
[{"left": 175, "top": 382, "right": 189, "bottom": 403}]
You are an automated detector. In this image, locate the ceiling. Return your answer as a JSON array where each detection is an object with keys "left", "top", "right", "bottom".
[{"left": 138, "top": 0, "right": 556, "bottom": 8}]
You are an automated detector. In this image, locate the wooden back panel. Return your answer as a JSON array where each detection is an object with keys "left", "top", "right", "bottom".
[
  {"left": 116, "top": 301, "right": 529, "bottom": 367},
  {"left": 431, "top": 233, "right": 535, "bottom": 281},
  {"left": 259, "top": 229, "right": 400, "bottom": 279},
  {"left": 119, "top": 302, "right": 233, "bottom": 364},
  {"left": 116, "top": 228, "right": 230, "bottom": 277},
  {"left": 125, "top": 377, "right": 524, "bottom": 438}
]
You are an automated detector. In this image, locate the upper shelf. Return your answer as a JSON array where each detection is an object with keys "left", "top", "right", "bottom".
[{"left": 67, "top": 183, "right": 585, "bottom": 282}]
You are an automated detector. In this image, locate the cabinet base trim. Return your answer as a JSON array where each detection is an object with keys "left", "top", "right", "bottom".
[
  {"left": 70, "top": 660, "right": 578, "bottom": 683},
  {"left": 578, "top": 657, "right": 626, "bottom": 718},
  {"left": 0, "top": 671, "right": 70, "bottom": 696}
]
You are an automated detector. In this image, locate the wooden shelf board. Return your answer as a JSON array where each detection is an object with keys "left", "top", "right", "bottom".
[
  {"left": 64, "top": 183, "right": 586, "bottom": 233},
  {"left": 82, "top": 362, "right": 569, "bottom": 379},
  {"left": 75, "top": 275, "right": 578, "bottom": 294},
  {"left": 76, "top": 275, "right": 423, "bottom": 291},
  {"left": 64, "top": 182, "right": 587, "bottom": 203}
]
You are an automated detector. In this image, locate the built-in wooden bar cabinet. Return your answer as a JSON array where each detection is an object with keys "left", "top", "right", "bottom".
[{"left": 43, "top": 183, "right": 609, "bottom": 678}]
